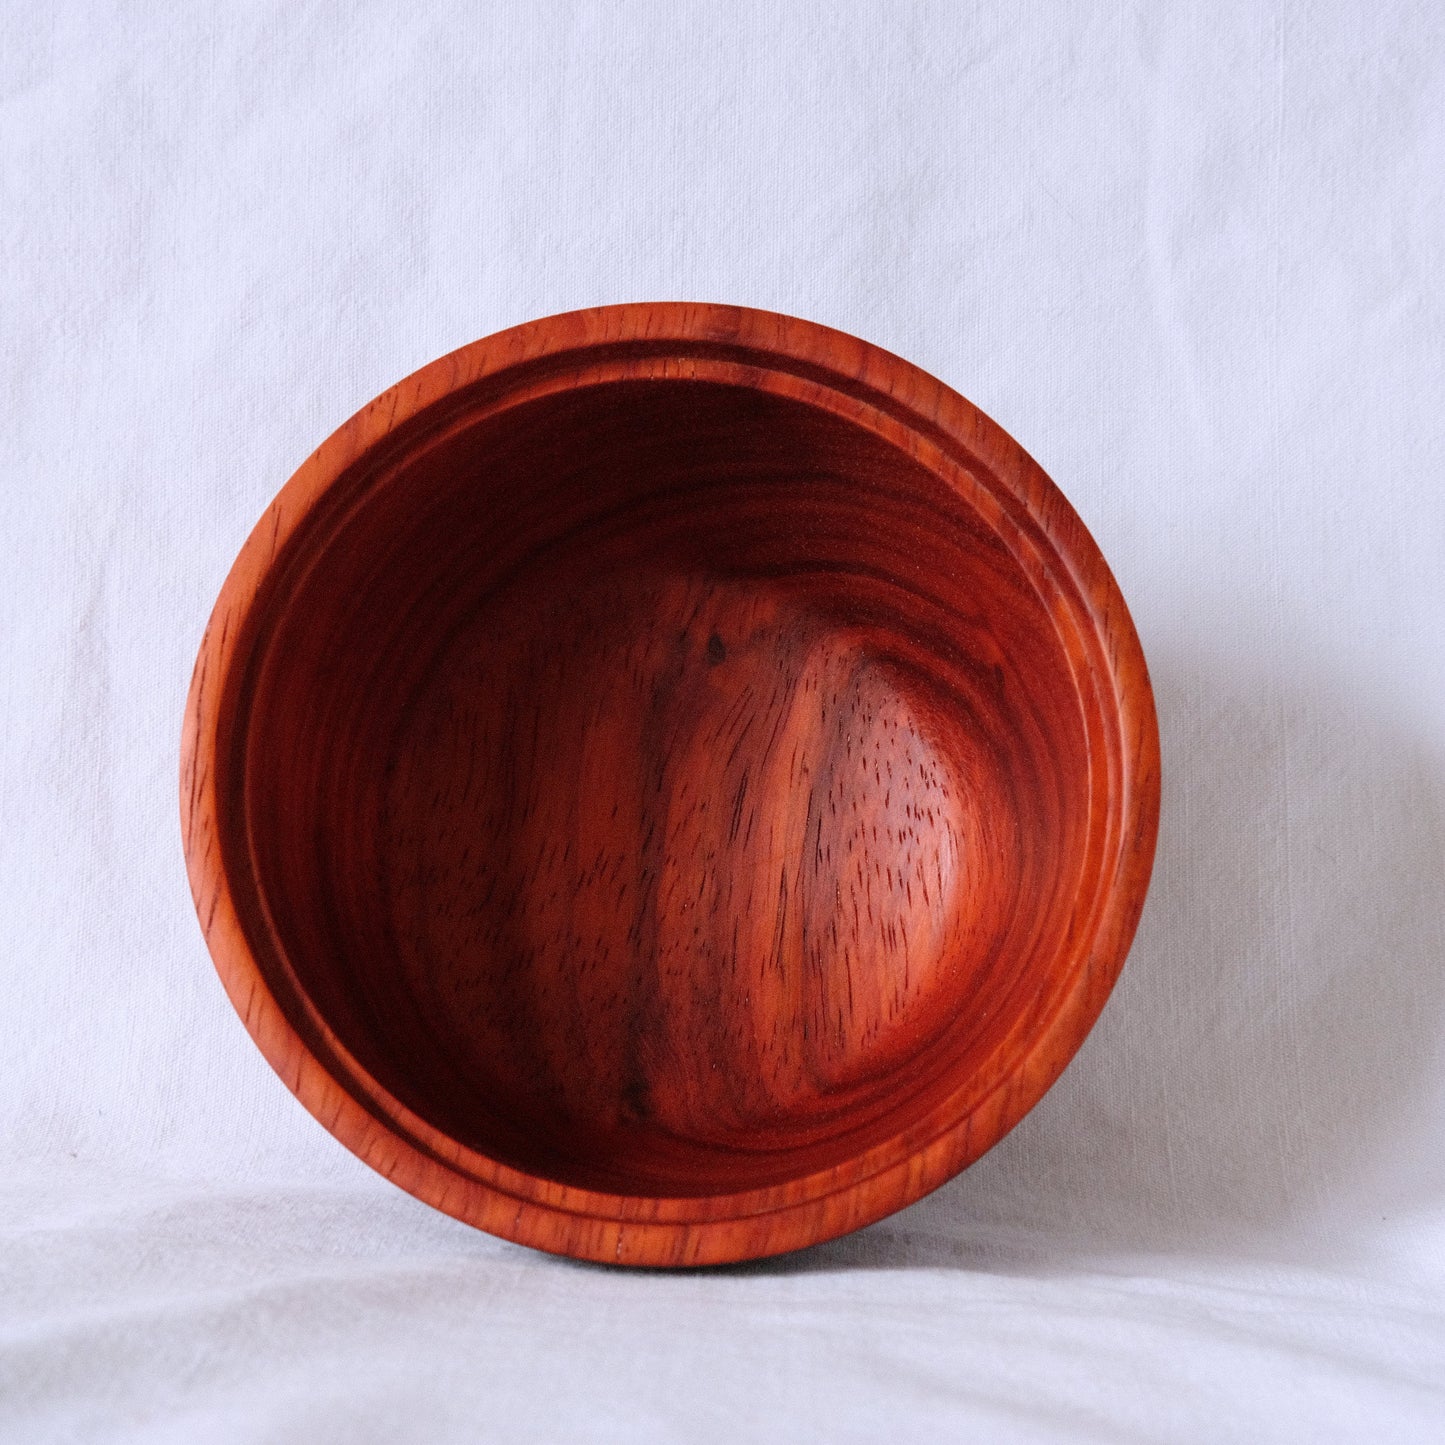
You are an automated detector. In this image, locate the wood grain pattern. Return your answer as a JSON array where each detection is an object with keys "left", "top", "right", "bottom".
[{"left": 181, "top": 304, "right": 1160, "bottom": 1265}]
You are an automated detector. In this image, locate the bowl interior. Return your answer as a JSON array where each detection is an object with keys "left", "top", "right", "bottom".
[{"left": 235, "top": 378, "right": 1092, "bottom": 1196}]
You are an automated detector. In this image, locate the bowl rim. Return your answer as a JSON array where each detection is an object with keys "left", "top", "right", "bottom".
[{"left": 181, "top": 302, "right": 1160, "bottom": 1266}]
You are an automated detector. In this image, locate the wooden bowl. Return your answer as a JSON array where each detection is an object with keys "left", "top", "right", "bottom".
[{"left": 182, "top": 304, "right": 1159, "bottom": 1266}]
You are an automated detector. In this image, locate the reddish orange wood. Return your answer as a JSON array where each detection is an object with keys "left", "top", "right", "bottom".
[{"left": 181, "top": 304, "right": 1159, "bottom": 1265}]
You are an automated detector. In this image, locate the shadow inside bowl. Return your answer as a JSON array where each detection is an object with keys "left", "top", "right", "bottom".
[{"left": 229, "top": 374, "right": 1116, "bottom": 1207}]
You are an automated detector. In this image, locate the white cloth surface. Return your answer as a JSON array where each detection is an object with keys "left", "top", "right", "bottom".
[{"left": 4, "top": 1, "right": 1444, "bottom": 1438}]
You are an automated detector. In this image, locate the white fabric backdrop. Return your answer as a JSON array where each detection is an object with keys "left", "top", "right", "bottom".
[{"left": 4, "top": 1, "right": 1444, "bottom": 1438}]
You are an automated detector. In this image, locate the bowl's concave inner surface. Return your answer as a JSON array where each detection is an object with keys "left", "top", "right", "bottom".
[{"left": 238, "top": 379, "right": 1092, "bottom": 1196}]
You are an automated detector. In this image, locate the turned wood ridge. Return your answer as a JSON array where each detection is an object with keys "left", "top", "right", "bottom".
[{"left": 181, "top": 303, "right": 1160, "bottom": 1266}]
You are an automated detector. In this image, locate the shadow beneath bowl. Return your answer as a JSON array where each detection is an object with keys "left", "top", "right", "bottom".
[{"left": 735, "top": 642, "right": 1445, "bottom": 1276}]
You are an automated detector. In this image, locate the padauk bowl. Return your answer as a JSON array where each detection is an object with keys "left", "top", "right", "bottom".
[{"left": 181, "top": 304, "right": 1159, "bottom": 1266}]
